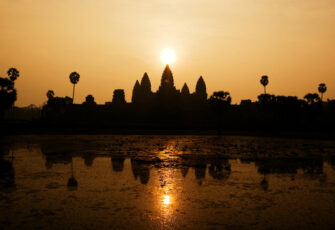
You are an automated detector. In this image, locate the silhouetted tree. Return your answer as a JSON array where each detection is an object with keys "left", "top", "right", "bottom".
[
  {"left": 6, "top": 68, "right": 20, "bottom": 118},
  {"left": 209, "top": 91, "right": 232, "bottom": 133},
  {"left": 84, "top": 94, "right": 96, "bottom": 105},
  {"left": 209, "top": 91, "right": 232, "bottom": 110},
  {"left": 7, "top": 68, "right": 20, "bottom": 81},
  {"left": 257, "top": 94, "right": 276, "bottom": 112},
  {"left": 0, "top": 77, "right": 17, "bottom": 120},
  {"left": 46, "top": 90, "right": 55, "bottom": 100},
  {"left": 304, "top": 93, "right": 320, "bottom": 105},
  {"left": 112, "top": 89, "right": 126, "bottom": 104},
  {"left": 318, "top": 83, "right": 327, "bottom": 101},
  {"left": 260, "top": 75, "right": 269, "bottom": 94},
  {"left": 69, "top": 72, "right": 80, "bottom": 103},
  {"left": 303, "top": 93, "right": 322, "bottom": 124},
  {"left": 258, "top": 94, "right": 276, "bottom": 104},
  {"left": 275, "top": 96, "right": 303, "bottom": 122}
]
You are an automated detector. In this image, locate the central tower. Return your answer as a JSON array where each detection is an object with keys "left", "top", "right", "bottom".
[
  {"left": 157, "top": 64, "right": 180, "bottom": 105},
  {"left": 157, "top": 65, "right": 178, "bottom": 93},
  {"left": 160, "top": 64, "right": 174, "bottom": 89}
]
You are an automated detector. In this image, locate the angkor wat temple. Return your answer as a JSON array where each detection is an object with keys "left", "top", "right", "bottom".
[
  {"left": 41, "top": 64, "right": 335, "bottom": 131},
  {"left": 132, "top": 65, "right": 207, "bottom": 107},
  {"left": 42, "top": 65, "right": 212, "bottom": 128}
]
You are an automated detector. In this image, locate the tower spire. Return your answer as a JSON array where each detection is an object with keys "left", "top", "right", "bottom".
[
  {"left": 132, "top": 80, "right": 141, "bottom": 103},
  {"left": 181, "top": 83, "right": 190, "bottom": 95},
  {"left": 141, "top": 72, "right": 151, "bottom": 92},
  {"left": 161, "top": 64, "right": 174, "bottom": 88},
  {"left": 195, "top": 76, "right": 207, "bottom": 101}
]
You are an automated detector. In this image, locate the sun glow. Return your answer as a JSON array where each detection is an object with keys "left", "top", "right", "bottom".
[
  {"left": 162, "top": 195, "right": 171, "bottom": 205},
  {"left": 161, "top": 49, "right": 176, "bottom": 65}
]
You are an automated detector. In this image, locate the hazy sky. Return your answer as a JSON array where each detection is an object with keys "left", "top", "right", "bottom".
[{"left": 1, "top": 0, "right": 334, "bottom": 106}]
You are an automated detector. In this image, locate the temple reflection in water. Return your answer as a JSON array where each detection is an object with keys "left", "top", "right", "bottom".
[{"left": 1, "top": 135, "right": 335, "bottom": 229}]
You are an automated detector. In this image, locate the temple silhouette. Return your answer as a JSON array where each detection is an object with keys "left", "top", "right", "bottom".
[
  {"left": 2, "top": 65, "right": 334, "bottom": 134},
  {"left": 132, "top": 65, "right": 207, "bottom": 106},
  {"left": 42, "top": 65, "right": 212, "bottom": 129}
]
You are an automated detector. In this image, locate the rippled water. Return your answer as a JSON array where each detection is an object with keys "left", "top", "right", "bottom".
[{"left": 1, "top": 135, "right": 335, "bottom": 229}]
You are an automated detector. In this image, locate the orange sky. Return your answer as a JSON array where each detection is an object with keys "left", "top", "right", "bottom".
[{"left": 0, "top": 0, "right": 334, "bottom": 106}]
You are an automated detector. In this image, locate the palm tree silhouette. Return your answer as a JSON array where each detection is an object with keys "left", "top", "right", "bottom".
[
  {"left": 0, "top": 78, "right": 16, "bottom": 120},
  {"left": 46, "top": 90, "right": 55, "bottom": 100},
  {"left": 7, "top": 68, "right": 20, "bottom": 82},
  {"left": 304, "top": 93, "right": 320, "bottom": 104},
  {"left": 318, "top": 83, "right": 327, "bottom": 101},
  {"left": 6, "top": 68, "right": 20, "bottom": 119},
  {"left": 67, "top": 159, "right": 78, "bottom": 189},
  {"left": 260, "top": 75, "right": 269, "bottom": 94},
  {"left": 69, "top": 72, "right": 80, "bottom": 103}
]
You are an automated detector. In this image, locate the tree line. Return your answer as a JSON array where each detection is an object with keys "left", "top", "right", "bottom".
[{"left": 0, "top": 67, "right": 333, "bottom": 132}]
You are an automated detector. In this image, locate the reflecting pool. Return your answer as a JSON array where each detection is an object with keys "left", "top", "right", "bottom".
[{"left": 1, "top": 135, "right": 335, "bottom": 229}]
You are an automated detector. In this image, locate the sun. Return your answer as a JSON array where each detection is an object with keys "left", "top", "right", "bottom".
[{"left": 161, "top": 48, "right": 176, "bottom": 65}]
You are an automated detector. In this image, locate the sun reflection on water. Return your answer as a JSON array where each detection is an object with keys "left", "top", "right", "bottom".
[
  {"left": 162, "top": 194, "right": 171, "bottom": 206},
  {"left": 155, "top": 167, "right": 178, "bottom": 226}
]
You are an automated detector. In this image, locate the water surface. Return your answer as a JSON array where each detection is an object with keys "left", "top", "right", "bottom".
[{"left": 1, "top": 135, "right": 335, "bottom": 229}]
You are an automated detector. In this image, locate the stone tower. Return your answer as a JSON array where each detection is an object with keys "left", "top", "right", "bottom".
[{"left": 195, "top": 76, "right": 207, "bottom": 101}]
